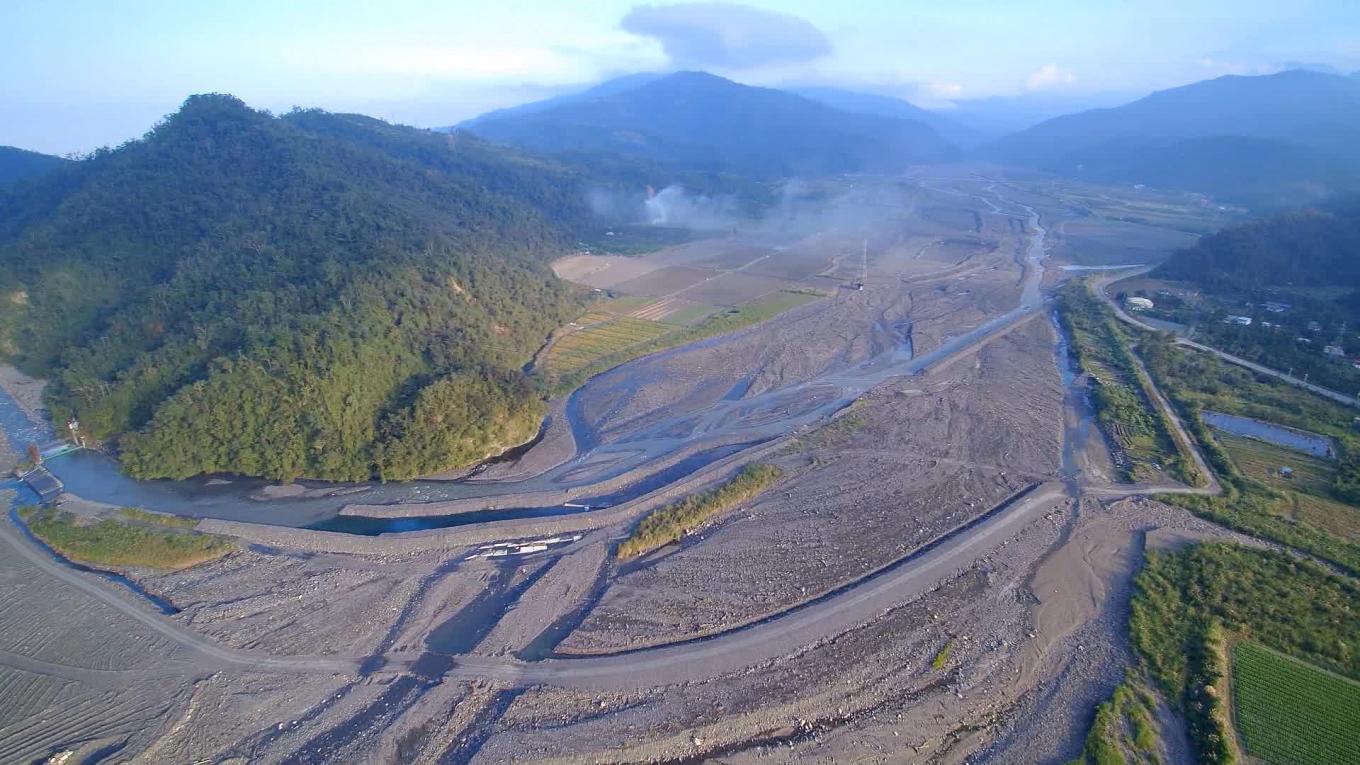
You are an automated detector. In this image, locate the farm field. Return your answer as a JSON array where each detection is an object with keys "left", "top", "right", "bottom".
[
  {"left": 543, "top": 288, "right": 824, "bottom": 385},
  {"left": 1052, "top": 217, "right": 1201, "bottom": 266},
  {"left": 1233, "top": 641, "right": 1360, "bottom": 765},
  {"left": 1289, "top": 491, "right": 1360, "bottom": 543},
  {"left": 1216, "top": 432, "right": 1335, "bottom": 493},
  {"left": 1213, "top": 433, "right": 1360, "bottom": 540},
  {"left": 545, "top": 312, "right": 673, "bottom": 376}
]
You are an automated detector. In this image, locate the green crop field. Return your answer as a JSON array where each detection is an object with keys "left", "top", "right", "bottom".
[
  {"left": 546, "top": 315, "right": 672, "bottom": 374},
  {"left": 1233, "top": 641, "right": 1360, "bottom": 765}
]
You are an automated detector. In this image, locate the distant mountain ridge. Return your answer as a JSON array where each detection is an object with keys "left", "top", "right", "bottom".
[
  {"left": 464, "top": 71, "right": 957, "bottom": 178},
  {"left": 456, "top": 73, "right": 666, "bottom": 130},
  {"left": 787, "top": 86, "right": 988, "bottom": 147},
  {"left": 986, "top": 69, "right": 1360, "bottom": 205},
  {"left": 0, "top": 146, "right": 69, "bottom": 186}
]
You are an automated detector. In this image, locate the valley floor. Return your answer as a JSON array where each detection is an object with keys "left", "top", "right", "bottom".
[{"left": 0, "top": 174, "right": 1263, "bottom": 764}]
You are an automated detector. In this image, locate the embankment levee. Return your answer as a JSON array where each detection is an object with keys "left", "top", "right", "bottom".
[{"left": 197, "top": 437, "right": 792, "bottom": 555}]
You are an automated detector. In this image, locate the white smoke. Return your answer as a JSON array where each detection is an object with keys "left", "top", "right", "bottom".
[
  {"left": 644, "top": 185, "right": 740, "bottom": 229},
  {"left": 585, "top": 178, "right": 919, "bottom": 237}
]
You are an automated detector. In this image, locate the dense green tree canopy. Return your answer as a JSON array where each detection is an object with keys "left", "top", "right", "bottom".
[{"left": 0, "top": 94, "right": 594, "bottom": 481}]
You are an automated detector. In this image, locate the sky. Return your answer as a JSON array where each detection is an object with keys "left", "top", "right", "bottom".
[{"left": 3, "top": 0, "right": 1358, "bottom": 154}]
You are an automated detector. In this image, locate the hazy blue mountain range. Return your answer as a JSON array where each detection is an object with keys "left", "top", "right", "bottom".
[
  {"left": 464, "top": 71, "right": 958, "bottom": 179},
  {"left": 986, "top": 69, "right": 1360, "bottom": 205},
  {"left": 787, "top": 86, "right": 988, "bottom": 147},
  {"left": 457, "top": 72, "right": 666, "bottom": 130}
]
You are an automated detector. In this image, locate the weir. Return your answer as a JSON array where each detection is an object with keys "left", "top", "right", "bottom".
[{"left": 18, "top": 464, "right": 63, "bottom": 504}]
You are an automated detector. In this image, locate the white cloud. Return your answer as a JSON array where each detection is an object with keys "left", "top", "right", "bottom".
[
  {"left": 926, "top": 81, "right": 963, "bottom": 99},
  {"left": 621, "top": 3, "right": 831, "bottom": 70},
  {"left": 1194, "top": 57, "right": 1282, "bottom": 77},
  {"left": 277, "top": 29, "right": 664, "bottom": 87},
  {"left": 1024, "top": 63, "right": 1076, "bottom": 91}
]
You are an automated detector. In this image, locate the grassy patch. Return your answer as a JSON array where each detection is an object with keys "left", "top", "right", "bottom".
[
  {"left": 1069, "top": 678, "right": 1165, "bottom": 765},
  {"left": 20, "top": 506, "right": 234, "bottom": 570},
  {"left": 931, "top": 640, "right": 954, "bottom": 670},
  {"left": 1289, "top": 492, "right": 1360, "bottom": 543},
  {"left": 1216, "top": 433, "right": 1335, "bottom": 494},
  {"left": 118, "top": 507, "right": 199, "bottom": 529},
  {"left": 655, "top": 302, "right": 718, "bottom": 326},
  {"left": 617, "top": 464, "right": 782, "bottom": 559},
  {"left": 1233, "top": 641, "right": 1360, "bottom": 765},
  {"left": 579, "top": 224, "right": 699, "bottom": 256}
]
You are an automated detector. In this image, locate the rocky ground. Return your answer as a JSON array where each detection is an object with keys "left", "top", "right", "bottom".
[
  {"left": 0, "top": 178, "right": 1243, "bottom": 764},
  {"left": 558, "top": 316, "right": 1061, "bottom": 654},
  {"left": 0, "top": 364, "right": 46, "bottom": 421}
]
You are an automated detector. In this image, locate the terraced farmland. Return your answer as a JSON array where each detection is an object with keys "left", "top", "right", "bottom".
[
  {"left": 545, "top": 313, "right": 672, "bottom": 375},
  {"left": 1233, "top": 641, "right": 1360, "bottom": 765}
]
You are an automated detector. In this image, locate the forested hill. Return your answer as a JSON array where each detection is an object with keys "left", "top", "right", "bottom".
[
  {"left": 0, "top": 94, "right": 593, "bottom": 482},
  {"left": 1154, "top": 205, "right": 1360, "bottom": 294},
  {"left": 0, "top": 146, "right": 69, "bottom": 186}
]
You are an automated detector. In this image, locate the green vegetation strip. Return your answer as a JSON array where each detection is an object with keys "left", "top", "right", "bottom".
[
  {"left": 617, "top": 464, "right": 782, "bottom": 559},
  {"left": 1058, "top": 281, "right": 1200, "bottom": 485},
  {"left": 1233, "top": 641, "right": 1360, "bottom": 765},
  {"left": 21, "top": 506, "right": 234, "bottom": 570},
  {"left": 1129, "top": 543, "right": 1360, "bottom": 764},
  {"left": 1068, "top": 678, "right": 1163, "bottom": 765},
  {"left": 118, "top": 507, "right": 200, "bottom": 529}
]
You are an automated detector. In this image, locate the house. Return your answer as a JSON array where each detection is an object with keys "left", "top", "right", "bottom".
[
  {"left": 1125, "top": 296, "right": 1154, "bottom": 311},
  {"left": 1264, "top": 301, "right": 1291, "bottom": 313},
  {"left": 1308, "top": 321, "right": 1323, "bottom": 332},
  {"left": 1325, "top": 345, "right": 1346, "bottom": 358},
  {"left": 1225, "top": 315, "right": 1252, "bottom": 326}
]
